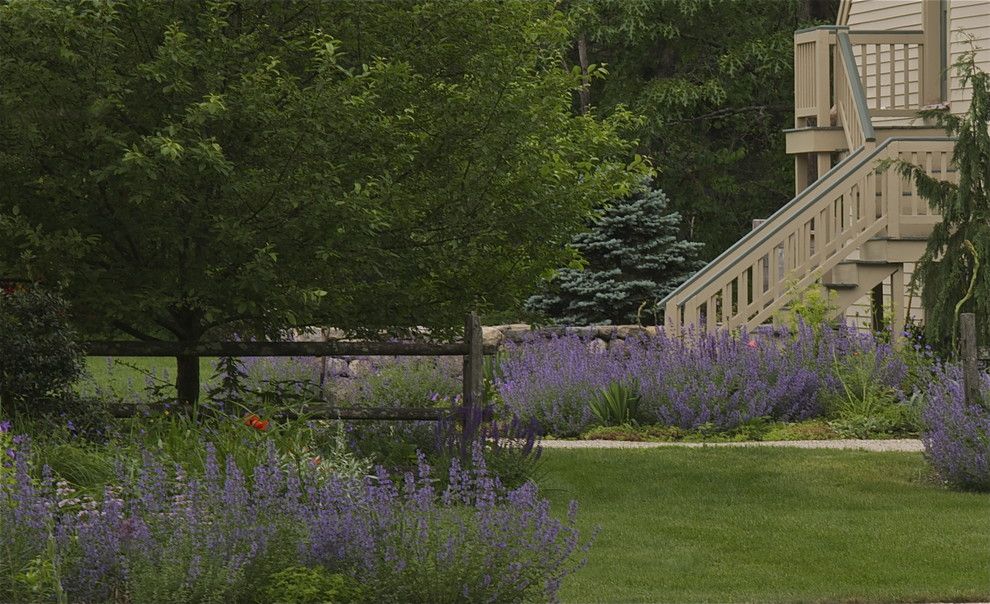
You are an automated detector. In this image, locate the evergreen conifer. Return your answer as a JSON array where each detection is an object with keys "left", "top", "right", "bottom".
[{"left": 526, "top": 183, "right": 704, "bottom": 325}]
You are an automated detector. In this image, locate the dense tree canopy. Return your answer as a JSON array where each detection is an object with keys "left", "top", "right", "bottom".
[
  {"left": 564, "top": 0, "right": 835, "bottom": 258},
  {"left": 0, "top": 0, "right": 644, "bottom": 345}
]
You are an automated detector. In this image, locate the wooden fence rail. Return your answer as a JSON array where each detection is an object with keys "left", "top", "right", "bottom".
[{"left": 85, "top": 313, "right": 493, "bottom": 421}]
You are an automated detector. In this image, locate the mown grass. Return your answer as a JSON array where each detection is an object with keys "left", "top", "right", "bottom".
[
  {"left": 539, "top": 448, "right": 990, "bottom": 603},
  {"left": 82, "top": 356, "right": 217, "bottom": 397}
]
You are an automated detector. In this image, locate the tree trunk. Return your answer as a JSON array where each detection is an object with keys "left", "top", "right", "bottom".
[
  {"left": 577, "top": 32, "right": 590, "bottom": 115},
  {"left": 176, "top": 354, "right": 200, "bottom": 406}
]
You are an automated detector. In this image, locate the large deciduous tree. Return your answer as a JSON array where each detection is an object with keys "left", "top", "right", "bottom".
[{"left": 0, "top": 0, "right": 643, "bottom": 403}]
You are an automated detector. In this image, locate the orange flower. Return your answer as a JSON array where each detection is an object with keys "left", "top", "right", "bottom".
[{"left": 243, "top": 414, "right": 270, "bottom": 431}]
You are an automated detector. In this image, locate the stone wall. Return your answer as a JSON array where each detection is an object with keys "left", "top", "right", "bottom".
[
  {"left": 291, "top": 324, "right": 661, "bottom": 380},
  {"left": 482, "top": 324, "right": 661, "bottom": 350}
]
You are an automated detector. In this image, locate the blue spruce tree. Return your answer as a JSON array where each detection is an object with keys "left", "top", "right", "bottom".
[{"left": 526, "top": 183, "right": 704, "bottom": 325}]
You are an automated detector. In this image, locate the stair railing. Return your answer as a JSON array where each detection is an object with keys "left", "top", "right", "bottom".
[
  {"left": 661, "top": 137, "right": 953, "bottom": 333},
  {"left": 661, "top": 24, "right": 945, "bottom": 334}
]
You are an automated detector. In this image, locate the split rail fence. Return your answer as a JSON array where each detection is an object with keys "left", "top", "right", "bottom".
[{"left": 83, "top": 313, "right": 496, "bottom": 421}]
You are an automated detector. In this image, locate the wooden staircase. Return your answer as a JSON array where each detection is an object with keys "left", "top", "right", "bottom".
[{"left": 661, "top": 26, "right": 956, "bottom": 334}]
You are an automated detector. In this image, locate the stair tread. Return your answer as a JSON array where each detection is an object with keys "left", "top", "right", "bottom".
[
  {"left": 836, "top": 259, "right": 899, "bottom": 266},
  {"left": 868, "top": 236, "right": 929, "bottom": 241},
  {"left": 823, "top": 282, "right": 858, "bottom": 289}
]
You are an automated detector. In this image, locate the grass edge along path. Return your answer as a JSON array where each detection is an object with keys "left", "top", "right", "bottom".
[{"left": 539, "top": 447, "right": 990, "bottom": 603}]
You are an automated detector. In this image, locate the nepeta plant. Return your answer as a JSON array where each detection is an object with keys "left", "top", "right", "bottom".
[
  {"left": 1, "top": 440, "right": 587, "bottom": 603},
  {"left": 922, "top": 363, "right": 990, "bottom": 491},
  {"left": 495, "top": 323, "right": 911, "bottom": 435},
  {"left": 496, "top": 335, "right": 625, "bottom": 436}
]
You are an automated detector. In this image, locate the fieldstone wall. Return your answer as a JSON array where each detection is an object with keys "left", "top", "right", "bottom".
[
  {"left": 289, "top": 324, "right": 660, "bottom": 380},
  {"left": 482, "top": 324, "right": 661, "bottom": 350}
]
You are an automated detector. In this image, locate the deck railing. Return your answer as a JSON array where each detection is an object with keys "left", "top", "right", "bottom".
[
  {"left": 792, "top": 26, "right": 931, "bottom": 130},
  {"left": 835, "top": 29, "right": 876, "bottom": 150},
  {"left": 848, "top": 30, "right": 927, "bottom": 117}
]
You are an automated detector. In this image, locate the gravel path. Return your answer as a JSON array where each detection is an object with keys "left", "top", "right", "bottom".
[{"left": 540, "top": 438, "right": 924, "bottom": 452}]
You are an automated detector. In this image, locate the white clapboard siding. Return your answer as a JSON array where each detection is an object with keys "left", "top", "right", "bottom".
[
  {"left": 845, "top": 0, "right": 924, "bottom": 30},
  {"left": 949, "top": 0, "right": 990, "bottom": 117},
  {"left": 844, "top": 263, "right": 925, "bottom": 330}
]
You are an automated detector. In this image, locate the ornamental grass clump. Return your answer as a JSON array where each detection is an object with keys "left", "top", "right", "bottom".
[
  {"left": 921, "top": 363, "right": 990, "bottom": 491},
  {"left": 0, "top": 439, "right": 587, "bottom": 603}
]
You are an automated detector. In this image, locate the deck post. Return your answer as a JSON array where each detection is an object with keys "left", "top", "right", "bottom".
[
  {"left": 891, "top": 269, "right": 905, "bottom": 341},
  {"left": 920, "top": 0, "right": 942, "bottom": 106}
]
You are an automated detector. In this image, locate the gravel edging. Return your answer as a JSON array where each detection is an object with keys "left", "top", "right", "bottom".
[{"left": 540, "top": 438, "right": 924, "bottom": 452}]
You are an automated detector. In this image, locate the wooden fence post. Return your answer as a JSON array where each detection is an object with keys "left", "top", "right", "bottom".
[
  {"left": 463, "top": 312, "right": 483, "bottom": 412},
  {"left": 961, "top": 313, "right": 980, "bottom": 406}
]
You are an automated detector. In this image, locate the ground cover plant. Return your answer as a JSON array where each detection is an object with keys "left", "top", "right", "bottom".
[
  {"left": 922, "top": 363, "right": 990, "bottom": 491},
  {"left": 539, "top": 447, "right": 990, "bottom": 603}
]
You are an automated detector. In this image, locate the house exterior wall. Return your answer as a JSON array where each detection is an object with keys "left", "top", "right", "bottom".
[
  {"left": 948, "top": 0, "right": 990, "bottom": 116},
  {"left": 840, "top": 0, "right": 988, "bottom": 116},
  {"left": 844, "top": 0, "right": 923, "bottom": 30}
]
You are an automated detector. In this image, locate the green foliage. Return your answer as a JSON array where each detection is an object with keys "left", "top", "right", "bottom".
[
  {"left": 115, "top": 411, "right": 371, "bottom": 485},
  {"left": 263, "top": 567, "right": 366, "bottom": 604},
  {"left": 776, "top": 280, "right": 837, "bottom": 336},
  {"left": 761, "top": 419, "right": 837, "bottom": 441},
  {"left": 0, "top": 288, "right": 84, "bottom": 418},
  {"left": 578, "top": 418, "right": 843, "bottom": 442},
  {"left": 568, "top": 0, "right": 821, "bottom": 257},
  {"left": 337, "top": 358, "right": 460, "bottom": 409},
  {"left": 526, "top": 182, "right": 704, "bottom": 324},
  {"left": 824, "top": 352, "right": 911, "bottom": 438},
  {"left": 0, "top": 0, "right": 644, "bottom": 396},
  {"left": 581, "top": 423, "right": 686, "bottom": 441},
  {"left": 590, "top": 381, "right": 641, "bottom": 426},
  {"left": 882, "top": 51, "right": 990, "bottom": 350}
]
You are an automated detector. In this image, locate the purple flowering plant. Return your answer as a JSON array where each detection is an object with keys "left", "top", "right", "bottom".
[
  {"left": 922, "top": 363, "right": 990, "bottom": 491},
  {"left": 494, "top": 323, "right": 913, "bottom": 436},
  {"left": 0, "top": 438, "right": 588, "bottom": 603}
]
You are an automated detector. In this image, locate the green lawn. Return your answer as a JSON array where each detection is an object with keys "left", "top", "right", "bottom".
[
  {"left": 82, "top": 356, "right": 216, "bottom": 397},
  {"left": 539, "top": 448, "right": 990, "bottom": 603}
]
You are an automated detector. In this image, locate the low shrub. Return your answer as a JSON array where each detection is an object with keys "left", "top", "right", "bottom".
[
  {"left": 922, "top": 363, "right": 990, "bottom": 491},
  {"left": 0, "top": 288, "right": 84, "bottom": 419},
  {"left": 335, "top": 356, "right": 461, "bottom": 409},
  {"left": 581, "top": 424, "right": 685, "bottom": 442},
  {"left": 495, "top": 323, "right": 920, "bottom": 436},
  {"left": 496, "top": 335, "right": 623, "bottom": 436}
]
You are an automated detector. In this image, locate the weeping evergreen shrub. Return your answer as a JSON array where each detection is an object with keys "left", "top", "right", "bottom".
[{"left": 883, "top": 50, "right": 990, "bottom": 351}]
